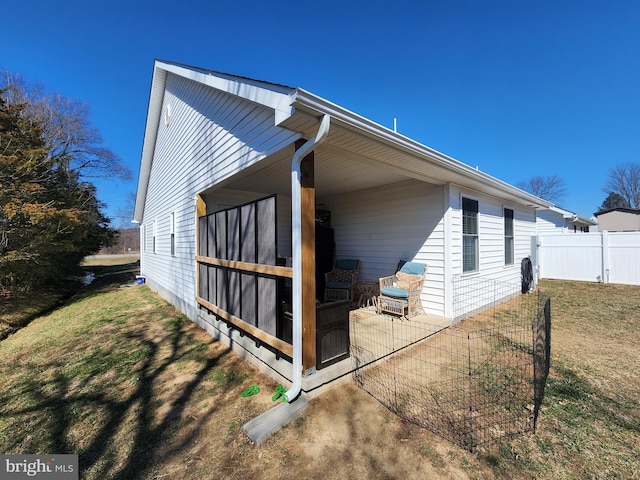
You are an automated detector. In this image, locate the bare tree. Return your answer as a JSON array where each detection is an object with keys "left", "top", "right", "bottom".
[
  {"left": 113, "top": 191, "right": 138, "bottom": 229},
  {"left": 516, "top": 175, "right": 567, "bottom": 202},
  {"left": 0, "top": 71, "right": 131, "bottom": 181},
  {"left": 604, "top": 163, "right": 640, "bottom": 209}
]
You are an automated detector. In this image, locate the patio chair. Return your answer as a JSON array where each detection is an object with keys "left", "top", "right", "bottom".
[
  {"left": 324, "top": 259, "right": 360, "bottom": 304},
  {"left": 377, "top": 261, "right": 427, "bottom": 318}
]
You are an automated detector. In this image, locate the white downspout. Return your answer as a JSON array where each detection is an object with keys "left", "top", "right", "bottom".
[{"left": 285, "top": 114, "right": 331, "bottom": 403}]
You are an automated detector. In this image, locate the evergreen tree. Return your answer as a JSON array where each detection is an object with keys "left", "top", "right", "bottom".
[
  {"left": 598, "top": 192, "right": 631, "bottom": 212},
  {"left": 0, "top": 91, "right": 115, "bottom": 291}
]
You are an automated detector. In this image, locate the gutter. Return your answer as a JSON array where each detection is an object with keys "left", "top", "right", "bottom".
[{"left": 285, "top": 114, "right": 331, "bottom": 403}]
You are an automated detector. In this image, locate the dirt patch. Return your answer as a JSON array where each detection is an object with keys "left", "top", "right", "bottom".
[{"left": 287, "top": 385, "right": 476, "bottom": 480}]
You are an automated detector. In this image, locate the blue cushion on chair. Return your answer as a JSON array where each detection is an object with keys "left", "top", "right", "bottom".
[
  {"left": 400, "top": 261, "right": 426, "bottom": 276},
  {"left": 381, "top": 287, "right": 410, "bottom": 298},
  {"left": 326, "top": 281, "right": 351, "bottom": 289}
]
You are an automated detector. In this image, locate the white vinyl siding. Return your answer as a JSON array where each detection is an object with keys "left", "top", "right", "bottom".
[
  {"left": 139, "top": 73, "right": 298, "bottom": 312},
  {"left": 450, "top": 185, "right": 536, "bottom": 284},
  {"left": 536, "top": 209, "right": 567, "bottom": 234},
  {"left": 324, "top": 180, "right": 446, "bottom": 317}
]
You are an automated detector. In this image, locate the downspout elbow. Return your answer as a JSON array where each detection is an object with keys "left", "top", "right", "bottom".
[{"left": 286, "top": 114, "right": 330, "bottom": 403}]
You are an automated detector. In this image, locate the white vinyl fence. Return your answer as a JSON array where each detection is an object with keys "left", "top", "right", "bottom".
[{"left": 536, "top": 232, "right": 640, "bottom": 285}]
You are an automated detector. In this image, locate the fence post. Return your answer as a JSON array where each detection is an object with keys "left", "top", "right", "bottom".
[
  {"left": 602, "top": 230, "right": 610, "bottom": 284},
  {"left": 467, "top": 332, "right": 474, "bottom": 450}
]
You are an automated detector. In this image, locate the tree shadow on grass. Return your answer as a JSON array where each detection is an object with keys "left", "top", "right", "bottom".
[
  {"left": 0, "top": 260, "right": 238, "bottom": 479},
  {"left": 3, "top": 331, "right": 230, "bottom": 478},
  {"left": 77, "top": 333, "right": 230, "bottom": 479}
]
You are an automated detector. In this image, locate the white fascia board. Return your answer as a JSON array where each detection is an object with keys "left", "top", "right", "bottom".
[
  {"left": 158, "top": 60, "right": 296, "bottom": 124},
  {"left": 134, "top": 63, "right": 167, "bottom": 223},
  {"left": 549, "top": 206, "right": 573, "bottom": 219},
  {"left": 290, "top": 88, "right": 553, "bottom": 209}
]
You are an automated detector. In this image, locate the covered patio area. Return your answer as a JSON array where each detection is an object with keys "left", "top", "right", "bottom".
[{"left": 195, "top": 121, "right": 451, "bottom": 392}]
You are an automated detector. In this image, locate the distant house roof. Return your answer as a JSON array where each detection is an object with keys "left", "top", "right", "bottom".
[
  {"left": 594, "top": 207, "right": 640, "bottom": 217},
  {"left": 593, "top": 207, "right": 640, "bottom": 232}
]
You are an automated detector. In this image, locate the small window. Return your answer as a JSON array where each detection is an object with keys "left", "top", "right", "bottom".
[
  {"left": 462, "top": 197, "right": 479, "bottom": 272},
  {"left": 170, "top": 212, "right": 176, "bottom": 257},
  {"left": 152, "top": 220, "right": 157, "bottom": 254},
  {"left": 504, "top": 208, "right": 514, "bottom": 265}
]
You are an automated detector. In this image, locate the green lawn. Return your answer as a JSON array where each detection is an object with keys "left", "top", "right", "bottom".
[{"left": 1, "top": 265, "right": 638, "bottom": 479}]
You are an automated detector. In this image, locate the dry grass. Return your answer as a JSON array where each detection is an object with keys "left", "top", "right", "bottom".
[
  {"left": 479, "top": 280, "right": 640, "bottom": 479},
  {"left": 0, "top": 265, "right": 638, "bottom": 479}
]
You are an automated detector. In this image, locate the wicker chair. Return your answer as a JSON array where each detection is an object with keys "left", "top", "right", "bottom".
[
  {"left": 377, "top": 261, "right": 427, "bottom": 318},
  {"left": 324, "top": 259, "right": 360, "bottom": 304}
]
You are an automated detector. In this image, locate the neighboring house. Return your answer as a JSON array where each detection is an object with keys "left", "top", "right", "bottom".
[
  {"left": 536, "top": 206, "right": 596, "bottom": 234},
  {"left": 134, "top": 60, "right": 552, "bottom": 396},
  {"left": 593, "top": 207, "right": 640, "bottom": 231}
]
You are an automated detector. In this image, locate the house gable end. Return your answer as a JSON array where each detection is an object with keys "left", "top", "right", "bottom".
[{"left": 135, "top": 61, "right": 300, "bottom": 223}]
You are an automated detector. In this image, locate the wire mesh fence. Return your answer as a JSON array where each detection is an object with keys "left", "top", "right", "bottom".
[{"left": 350, "top": 277, "right": 551, "bottom": 451}]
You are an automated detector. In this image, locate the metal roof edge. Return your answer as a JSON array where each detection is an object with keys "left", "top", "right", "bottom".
[{"left": 594, "top": 207, "right": 640, "bottom": 216}]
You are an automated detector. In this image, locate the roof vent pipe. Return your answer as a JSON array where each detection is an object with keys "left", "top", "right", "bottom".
[{"left": 285, "top": 114, "right": 331, "bottom": 403}]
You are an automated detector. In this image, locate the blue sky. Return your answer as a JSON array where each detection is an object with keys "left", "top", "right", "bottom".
[{"left": 2, "top": 0, "right": 639, "bottom": 222}]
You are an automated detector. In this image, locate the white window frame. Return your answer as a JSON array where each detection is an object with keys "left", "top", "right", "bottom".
[
  {"left": 170, "top": 211, "right": 176, "bottom": 257},
  {"left": 152, "top": 220, "right": 157, "bottom": 254},
  {"left": 462, "top": 197, "right": 479, "bottom": 273},
  {"left": 504, "top": 207, "right": 514, "bottom": 266}
]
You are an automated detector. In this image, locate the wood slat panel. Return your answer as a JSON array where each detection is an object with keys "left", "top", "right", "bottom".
[
  {"left": 195, "top": 256, "right": 292, "bottom": 278},
  {"left": 196, "top": 296, "right": 293, "bottom": 357}
]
